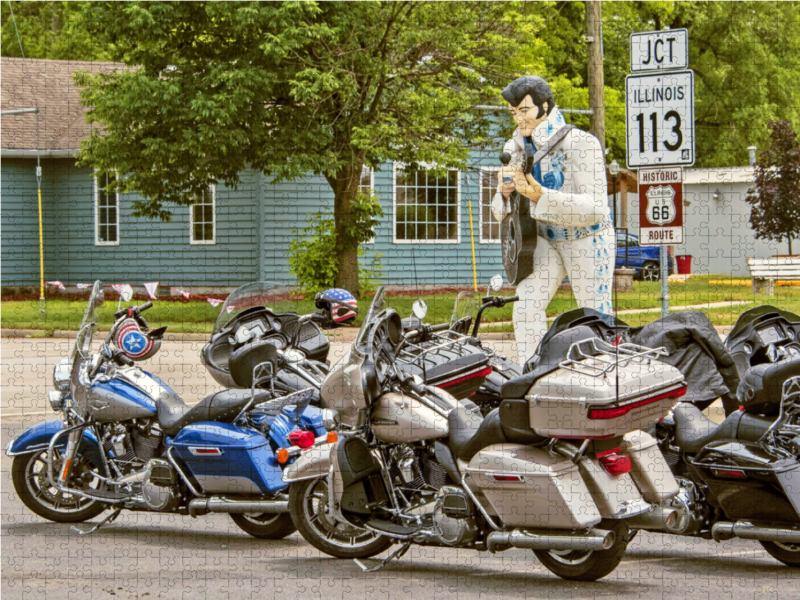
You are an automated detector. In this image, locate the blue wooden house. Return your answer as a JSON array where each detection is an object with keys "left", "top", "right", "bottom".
[{"left": 2, "top": 58, "right": 521, "bottom": 293}]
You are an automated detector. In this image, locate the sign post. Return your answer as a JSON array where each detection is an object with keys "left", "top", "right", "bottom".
[{"left": 627, "top": 29, "right": 694, "bottom": 318}]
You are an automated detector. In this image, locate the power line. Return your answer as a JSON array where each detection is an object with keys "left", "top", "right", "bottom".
[{"left": 6, "top": 1, "right": 26, "bottom": 58}]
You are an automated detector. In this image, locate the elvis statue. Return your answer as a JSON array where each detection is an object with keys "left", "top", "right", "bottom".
[{"left": 492, "top": 75, "right": 615, "bottom": 365}]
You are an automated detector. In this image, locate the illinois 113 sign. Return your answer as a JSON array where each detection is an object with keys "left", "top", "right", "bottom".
[
  {"left": 626, "top": 70, "right": 695, "bottom": 167},
  {"left": 638, "top": 167, "right": 684, "bottom": 245}
]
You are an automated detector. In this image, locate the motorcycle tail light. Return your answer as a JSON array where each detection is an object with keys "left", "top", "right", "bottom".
[
  {"left": 599, "top": 454, "right": 632, "bottom": 475},
  {"left": 326, "top": 432, "right": 338, "bottom": 444},
  {"left": 588, "top": 386, "right": 687, "bottom": 420},
  {"left": 276, "top": 448, "right": 289, "bottom": 464},
  {"left": 288, "top": 430, "right": 315, "bottom": 449}
]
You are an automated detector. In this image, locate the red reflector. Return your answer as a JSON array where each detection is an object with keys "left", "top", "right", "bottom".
[
  {"left": 599, "top": 454, "right": 632, "bottom": 475},
  {"left": 288, "top": 430, "right": 316, "bottom": 449},
  {"left": 595, "top": 446, "right": 621, "bottom": 459},
  {"left": 588, "top": 386, "right": 687, "bottom": 420},
  {"left": 493, "top": 474, "right": 524, "bottom": 482},
  {"left": 714, "top": 469, "right": 747, "bottom": 478},
  {"left": 439, "top": 366, "right": 492, "bottom": 388}
]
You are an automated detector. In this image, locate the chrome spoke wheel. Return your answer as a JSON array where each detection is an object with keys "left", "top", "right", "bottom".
[
  {"left": 546, "top": 549, "right": 594, "bottom": 566},
  {"left": 301, "top": 479, "right": 381, "bottom": 550}
]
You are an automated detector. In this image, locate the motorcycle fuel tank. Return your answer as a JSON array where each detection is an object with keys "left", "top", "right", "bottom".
[
  {"left": 84, "top": 377, "right": 157, "bottom": 422},
  {"left": 371, "top": 392, "right": 449, "bottom": 443}
]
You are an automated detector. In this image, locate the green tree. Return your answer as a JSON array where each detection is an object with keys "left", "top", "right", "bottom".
[
  {"left": 74, "top": 1, "right": 543, "bottom": 295},
  {"left": 746, "top": 121, "right": 800, "bottom": 255},
  {"left": 1, "top": 1, "right": 111, "bottom": 61}
]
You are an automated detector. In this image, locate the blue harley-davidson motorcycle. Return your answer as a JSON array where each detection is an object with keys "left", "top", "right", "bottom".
[{"left": 5, "top": 281, "right": 340, "bottom": 539}]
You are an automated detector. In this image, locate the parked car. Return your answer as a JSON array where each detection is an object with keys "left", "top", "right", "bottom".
[{"left": 616, "top": 232, "right": 673, "bottom": 281}]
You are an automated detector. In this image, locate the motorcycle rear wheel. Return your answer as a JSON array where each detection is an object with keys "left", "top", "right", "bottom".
[
  {"left": 533, "top": 521, "right": 631, "bottom": 582},
  {"left": 289, "top": 478, "right": 393, "bottom": 559},
  {"left": 12, "top": 451, "right": 106, "bottom": 523},
  {"left": 760, "top": 541, "right": 800, "bottom": 567},
  {"left": 230, "top": 512, "right": 296, "bottom": 540}
]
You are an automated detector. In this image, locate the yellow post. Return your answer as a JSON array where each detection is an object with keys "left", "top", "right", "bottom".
[
  {"left": 467, "top": 200, "right": 478, "bottom": 291},
  {"left": 38, "top": 186, "right": 44, "bottom": 302}
]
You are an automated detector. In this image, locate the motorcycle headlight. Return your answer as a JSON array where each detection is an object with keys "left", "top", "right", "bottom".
[
  {"left": 48, "top": 390, "right": 66, "bottom": 411},
  {"left": 320, "top": 408, "right": 341, "bottom": 432},
  {"left": 53, "top": 359, "right": 71, "bottom": 393}
]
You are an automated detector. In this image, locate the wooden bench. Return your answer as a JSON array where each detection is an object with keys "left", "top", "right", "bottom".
[{"left": 747, "top": 257, "right": 800, "bottom": 294}]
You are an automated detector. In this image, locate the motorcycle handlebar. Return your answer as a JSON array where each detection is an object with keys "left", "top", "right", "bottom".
[{"left": 430, "top": 323, "right": 449, "bottom": 332}]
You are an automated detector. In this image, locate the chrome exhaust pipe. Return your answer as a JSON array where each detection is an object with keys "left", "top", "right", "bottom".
[
  {"left": 486, "top": 528, "right": 615, "bottom": 553},
  {"left": 188, "top": 495, "right": 289, "bottom": 517},
  {"left": 625, "top": 506, "right": 679, "bottom": 531},
  {"left": 712, "top": 521, "right": 800, "bottom": 544}
]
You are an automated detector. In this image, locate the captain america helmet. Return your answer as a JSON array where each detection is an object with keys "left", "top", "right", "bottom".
[
  {"left": 115, "top": 318, "right": 161, "bottom": 361},
  {"left": 315, "top": 288, "right": 358, "bottom": 326}
]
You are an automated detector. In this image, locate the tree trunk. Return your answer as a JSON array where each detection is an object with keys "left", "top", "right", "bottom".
[
  {"left": 789, "top": 235, "right": 793, "bottom": 256},
  {"left": 331, "top": 164, "right": 362, "bottom": 297},
  {"left": 586, "top": 0, "right": 606, "bottom": 153}
]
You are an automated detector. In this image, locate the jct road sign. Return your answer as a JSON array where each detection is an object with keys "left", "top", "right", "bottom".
[
  {"left": 638, "top": 167, "right": 684, "bottom": 245},
  {"left": 626, "top": 70, "right": 694, "bottom": 167},
  {"left": 630, "top": 29, "right": 689, "bottom": 72}
]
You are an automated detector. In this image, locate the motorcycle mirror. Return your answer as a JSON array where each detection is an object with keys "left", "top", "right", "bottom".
[
  {"left": 120, "top": 284, "right": 134, "bottom": 303},
  {"left": 412, "top": 299, "right": 428, "bottom": 320},
  {"left": 490, "top": 274, "right": 503, "bottom": 292}
]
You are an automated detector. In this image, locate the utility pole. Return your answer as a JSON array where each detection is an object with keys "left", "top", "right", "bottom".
[{"left": 586, "top": 0, "right": 606, "bottom": 153}]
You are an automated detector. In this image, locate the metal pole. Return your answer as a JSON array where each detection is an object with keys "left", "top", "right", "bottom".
[
  {"left": 1, "top": 107, "right": 40, "bottom": 115},
  {"left": 467, "top": 200, "right": 478, "bottom": 292},
  {"left": 660, "top": 245, "right": 669, "bottom": 318}
]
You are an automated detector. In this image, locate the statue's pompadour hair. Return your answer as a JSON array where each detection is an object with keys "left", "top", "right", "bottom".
[{"left": 501, "top": 76, "right": 555, "bottom": 118}]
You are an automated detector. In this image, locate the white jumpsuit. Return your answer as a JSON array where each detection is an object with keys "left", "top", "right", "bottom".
[{"left": 492, "top": 108, "right": 615, "bottom": 365}]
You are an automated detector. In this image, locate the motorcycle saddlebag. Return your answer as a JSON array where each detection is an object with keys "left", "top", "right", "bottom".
[
  {"left": 737, "top": 356, "right": 800, "bottom": 416},
  {"left": 171, "top": 422, "right": 285, "bottom": 494},
  {"left": 692, "top": 440, "right": 800, "bottom": 523},
  {"left": 465, "top": 444, "right": 601, "bottom": 529}
]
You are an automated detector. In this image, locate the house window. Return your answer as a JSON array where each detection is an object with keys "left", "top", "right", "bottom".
[
  {"left": 479, "top": 167, "right": 501, "bottom": 243},
  {"left": 360, "top": 165, "right": 376, "bottom": 244},
  {"left": 393, "top": 163, "right": 460, "bottom": 244},
  {"left": 190, "top": 185, "right": 216, "bottom": 244},
  {"left": 94, "top": 172, "right": 119, "bottom": 246}
]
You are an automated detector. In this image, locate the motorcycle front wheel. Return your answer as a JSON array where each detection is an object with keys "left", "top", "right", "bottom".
[
  {"left": 11, "top": 450, "right": 106, "bottom": 523},
  {"left": 533, "top": 521, "right": 631, "bottom": 582},
  {"left": 289, "top": 478, "right": 393, "bottom": 559},
  {"left": 230, "top": 512, "right": 296, "bottom": 540}
]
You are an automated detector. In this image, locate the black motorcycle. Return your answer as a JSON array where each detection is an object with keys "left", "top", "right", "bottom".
[{"left": 202, "top": 282, "right": 493, "bottom": 402}]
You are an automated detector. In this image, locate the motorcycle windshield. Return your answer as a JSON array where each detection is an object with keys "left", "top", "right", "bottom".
[
  {"left": 353, "top": 286, "right": 385, "bottom": 355},
  {"left": 213, "top": 282, "right": 300, "bottom": 334},
  {"left": 70, "top": 280, "right": 103, "bottom": 364},
  {"left": 450, "top": 291, "right": 481, "bottom": 327}
]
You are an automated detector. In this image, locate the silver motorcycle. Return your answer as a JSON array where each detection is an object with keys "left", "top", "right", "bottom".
[{"left": 283, "top": 290, "right": 689, "bottom": 581}]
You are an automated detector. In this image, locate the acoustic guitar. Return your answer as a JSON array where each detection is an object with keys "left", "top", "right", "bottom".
[{"left": 499, "top": 124, "right": 574, "bottom": 285}]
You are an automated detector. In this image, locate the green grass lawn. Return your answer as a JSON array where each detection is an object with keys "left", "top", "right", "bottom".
[{"left": 3, "top": 276, "right": 797, "bottom": 334}]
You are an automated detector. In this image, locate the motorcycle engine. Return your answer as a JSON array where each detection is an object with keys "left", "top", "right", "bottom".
[
  {"left": 432, "top": 486, "right": 477, "bottom": 546},
  {"left": 667, "top": 478, "right": 705, "bottom": 535},
  {"left": 141, "top": 459, "right": 181, "bottom": 512}
]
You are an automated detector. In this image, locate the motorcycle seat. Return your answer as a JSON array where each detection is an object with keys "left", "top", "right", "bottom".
[
  {"left": 672, "top": 403, "right": 743, "bottom": 453},
  {"left": 448, "top": 404, "right": 541, "bottom": 461},
  {"left": 158, "top": 388, "right": 272, "bottom": 437}
]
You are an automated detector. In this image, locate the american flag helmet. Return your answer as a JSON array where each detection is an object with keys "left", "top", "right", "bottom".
[{"left": 315, "top": 288, "right": 358, "bottom": 326}]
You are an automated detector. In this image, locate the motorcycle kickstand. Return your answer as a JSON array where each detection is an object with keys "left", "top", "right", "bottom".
[
  {"left": 71, "top": 506, "right": 122, "bottom": 536},
  {"left": 353, "top": 541, "right": 412, "bottom": 573}
]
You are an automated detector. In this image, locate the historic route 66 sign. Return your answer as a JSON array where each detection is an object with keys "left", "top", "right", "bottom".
[
  {"left": 645, "top": 185, "right": 676, "bottom": 225},
  {"left": 638, "top": 167, "right": 684, "bottom": 245}
]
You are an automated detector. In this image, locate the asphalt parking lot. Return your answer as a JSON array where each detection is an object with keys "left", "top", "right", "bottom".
[{"left": 3, "top": 336, "right": 799, "bottom": 599}]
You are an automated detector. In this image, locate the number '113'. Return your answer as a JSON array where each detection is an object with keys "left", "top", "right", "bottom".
[{"left": 636, "top": 111, "right": 682, "bottom": 152}]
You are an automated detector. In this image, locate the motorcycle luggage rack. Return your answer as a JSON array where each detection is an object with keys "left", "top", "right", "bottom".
[
  {"left": 394, "top": 330, "right": 475, "bottom": 380},
  {"left": 559, "top": 337, "right": 667, "bottom": 377}
]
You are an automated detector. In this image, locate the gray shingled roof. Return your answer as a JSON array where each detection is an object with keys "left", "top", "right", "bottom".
[{"left": 1, "top": 57, "right": 122, "bottom": 153}]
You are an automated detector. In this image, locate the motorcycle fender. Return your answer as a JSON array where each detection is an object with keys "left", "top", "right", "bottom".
[
  {"left": 5, "top": 419, "right": 103, "bottom": 471},
  {"left": 281, "top": 444, "right": 334, "bottom": 483}
]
